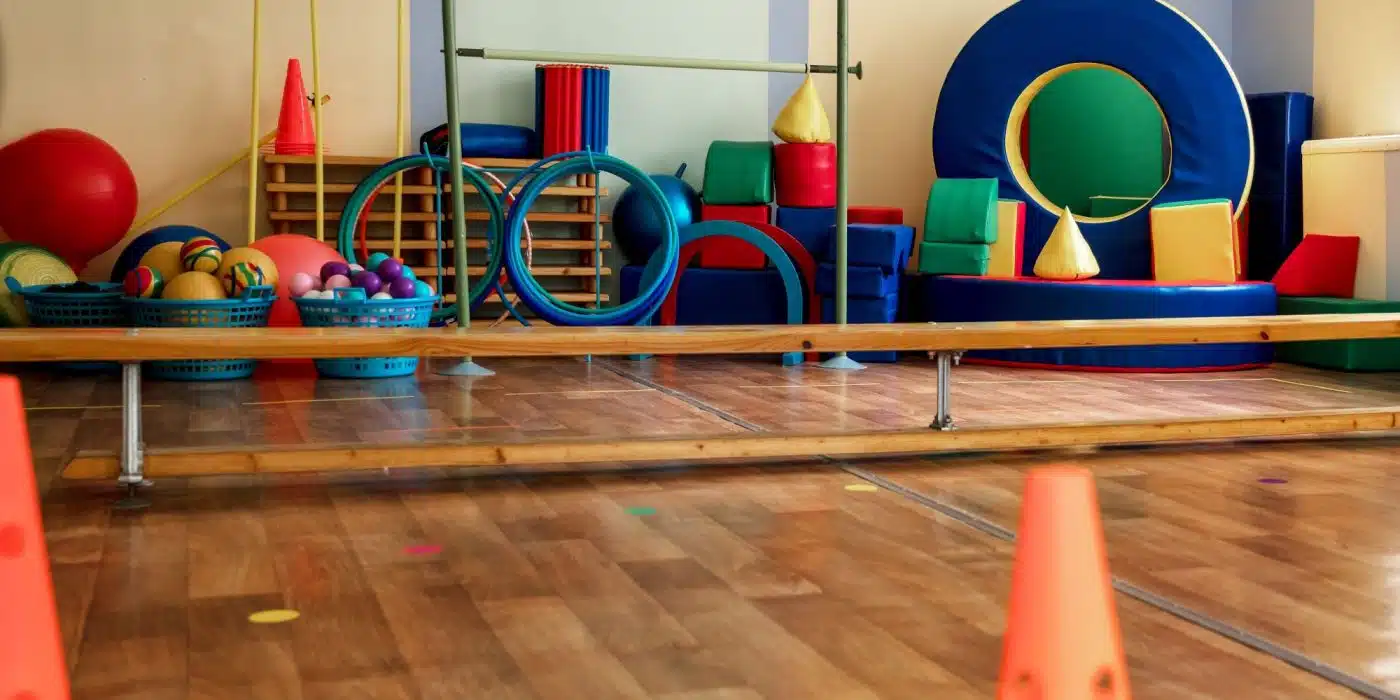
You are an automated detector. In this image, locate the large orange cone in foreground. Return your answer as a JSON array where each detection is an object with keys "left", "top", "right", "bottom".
[
  {"left": 0, "top": 375, "right": 70, "bottom": 699},
  {"left": 275, "top": 58, "right": 315, "bottom": 155},
  {"left": 997, "top": 466, "right": 1130, "bottom": 699}
]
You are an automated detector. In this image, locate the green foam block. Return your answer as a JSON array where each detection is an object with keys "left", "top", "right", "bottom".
[
  {"left": 924, "top": 178, "right": 998, "bottom": 245},
  {"left": 918, "top": 241, "right": 990, "bottom": 276},
  {"left": 1276, "top": 296, "right": 1400, "bottom": 371},
  {"left": 702, "top": 141, "right": 774, "bottom": 205}
]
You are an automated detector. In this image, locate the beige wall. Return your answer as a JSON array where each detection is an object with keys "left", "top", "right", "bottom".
[
  {"left": 807, "top": 0, "right": 1015, "bottom": 232},
  {"left": 0, "top": 0, "right": 402, "bottom": 278},
  {"left": 1312, "top": 0, "right": 1400, "bottom": 140}
]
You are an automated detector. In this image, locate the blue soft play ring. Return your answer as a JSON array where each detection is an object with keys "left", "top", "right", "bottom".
[
  {"left": 932, "top": 0, "right": 1253, "bottom": 280},
  {"left": 637, "top": 221, "right": 805, "bottom": 366},
  {"left": 502, "top": 152, "right": 678, "bottom": 326}
]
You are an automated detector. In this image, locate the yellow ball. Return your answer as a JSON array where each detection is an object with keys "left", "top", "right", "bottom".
[
  {"left": 137, "top": 241, "right": 185, "bottom": 283},
  {"left": 161, "top": 271, "right": 227, "bottom": 301},
  {"left": 217, "top": 247, "right": 279, "bottom": 288}
]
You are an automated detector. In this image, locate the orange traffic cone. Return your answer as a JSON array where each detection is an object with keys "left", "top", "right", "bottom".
[
  {"left": 997, "top": 466, "right": 1130, "bottom": 699},
  {"left": 0, "top": 375, "right": 70, "bottom": 699},
  {"left": 275, "top": 58, "right": 315, "bottom": 155}
]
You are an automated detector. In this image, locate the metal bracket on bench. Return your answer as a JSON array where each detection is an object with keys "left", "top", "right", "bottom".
[
  {"left": 115, "top": 361, "right": 151, "bottom": 510},
  {"left": 929, "top": 350, "right": 960, "bottom": 431}
]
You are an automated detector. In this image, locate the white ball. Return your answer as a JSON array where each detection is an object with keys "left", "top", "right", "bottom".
[
  {"left": 371, "top": 292, "right": 393, "bottom": 300},
  {"left": 348, "top": 263, "right": 365, "bottom": 273}
]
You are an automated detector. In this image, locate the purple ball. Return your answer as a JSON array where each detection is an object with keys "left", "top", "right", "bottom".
[
  {"left": 351, "top": 270, "right": 383, "bottom": 296},
  {"left": 376, "top": 257, "right": 405, "bottom": 282},
  {"left": 320, "top": 261, "right": 351, "bottom": 282},
  {"left": 387, "top": 276, "right": 417, "bottom": 299}
]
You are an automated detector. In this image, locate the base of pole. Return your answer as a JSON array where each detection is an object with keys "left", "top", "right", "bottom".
[
  {"left": 817, "top": 354, "right": 866, "bottom": 371},
  {"left": 434, "top": 359, "right": 496, "bottom": 377}
]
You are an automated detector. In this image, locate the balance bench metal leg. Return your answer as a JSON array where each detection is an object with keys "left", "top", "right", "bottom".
[
  {"left": 117, "top": 362, "right": 149, "bottom": 505},
  {"left": 930, "top": 351, "right": 957, "bottom": 431}
]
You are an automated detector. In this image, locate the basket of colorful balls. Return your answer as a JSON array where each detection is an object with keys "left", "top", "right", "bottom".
[
  {"left": 121, "top": 235, "right": 277, "bottom": 381},
  {"left": 291, "top": 252, "right": 439, "bottom": 379}
]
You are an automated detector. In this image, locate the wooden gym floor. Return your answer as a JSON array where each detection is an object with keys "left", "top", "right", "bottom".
[{"left": 22, "top": 356, "right": 1400, "bottom": 699}]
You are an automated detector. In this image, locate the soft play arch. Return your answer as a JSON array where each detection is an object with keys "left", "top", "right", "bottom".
[
  {"left": 638, "top": 220, "right": 806, "bottom": 366},
  {"left": 932, "top": 0, "right": 1253, "bottom": 280}
]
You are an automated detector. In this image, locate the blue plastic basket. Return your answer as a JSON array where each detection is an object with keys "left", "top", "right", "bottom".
[
  {"left": 124, "top": 285, "right": 276, "bottom": 381},
  {"left": 294, "top": 287, "right": 437, "bottom": 378},
  {"left": 8, "top": 277, "right": 127, "bottom": 372}
]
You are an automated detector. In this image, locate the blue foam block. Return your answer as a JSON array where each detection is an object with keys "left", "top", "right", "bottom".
[
  {"left": 827, "top": 224, "right": 915, "bottom": 272},
  {"left": 620, "top": 265, "right": 789, "bottom": 325},
  {"left": 816, "top": 263, "right": 899, "bottom": 299},
  {"left": 1246, "top": 92, "right": 1313, "bottom": 280},
  {"left": 419, "top": 123, "right": 539, "bottom": 160},
  {"left": 581, "top": 67, "right": 611, "bottom": 153},
  {"left": 922, "top": 277, "right": 1276, "bottom": 370},
  {"left": 776, "top": 206, "right": 836, "bottom": 259}
]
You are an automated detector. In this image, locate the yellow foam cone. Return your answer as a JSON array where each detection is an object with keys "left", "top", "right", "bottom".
[
  {"left": 772, "top": 75, "right": 833, "bottom": 144},
  {"left": 1033, "top": 207, "right": 1100, "bottom": 280}
]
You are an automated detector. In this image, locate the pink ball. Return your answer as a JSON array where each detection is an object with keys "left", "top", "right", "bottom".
[
  {"left": 288, "top": 272, "right": 316, "bottom": 297},
  {"left": 324, "top": 274, "right": 351, "bottom": 290}
]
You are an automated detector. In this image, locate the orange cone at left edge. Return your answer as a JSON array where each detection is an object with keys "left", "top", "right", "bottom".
[
  {"left": 997, "top": 466, "right": 1130, "bottom": 700},
  {"left": 0, "top": 375, "right": 70, "bottom": 699}
]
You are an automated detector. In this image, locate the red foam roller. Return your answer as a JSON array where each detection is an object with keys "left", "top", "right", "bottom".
[
  {"left": 697, "top": 204, "right": 771, "bottom": 269},
  {"left": 849, "top": 206, "right": 904, "bottom": 225},
  {"left": 563, "top": 65, "right": 583, "bottom": 153},
  {"left": 774, "top": 142, "right": 837, "bottom": 208}
]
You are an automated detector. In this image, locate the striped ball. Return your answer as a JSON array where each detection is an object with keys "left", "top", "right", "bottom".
[
  {"left": 123, "top": 265, "right": 163, "bottom": 298},
  {"left": 180, "top": 237, "right": 223, "bottom": 273},
  {"left": 221, "top": 261, "right": 265, "bottom": 297}
]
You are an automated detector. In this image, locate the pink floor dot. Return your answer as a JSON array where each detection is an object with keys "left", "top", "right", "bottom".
[{"left": 404, "top": 544, "right": 443, "bottom": 556}]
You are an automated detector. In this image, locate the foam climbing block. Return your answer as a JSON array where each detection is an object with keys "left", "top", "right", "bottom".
[
  {"left": 1276, "top": 296, "right": 1400, "bottom": 371},
  {"left": 776, "top": 206, "right": 835, "bottom": 259},
  {"left": 774, "top": 143, "right": 837, "bottom": 207},
  {"left": 418, "top": 123, "right": 539, "bottom": 160},
  {"left": 924, "top": 276, "right": 1276, "bottom": 371},
  {"left": 1247, "top": 92, "right": 1313, "bottom": 279},
  {"left": 620, "top": 266, "right": 788, "bottom": 325},
  {"left": 918, "top": 241, "right": 990, "bottom": 276},
  {"left": 1150, "top": 199, "right": 1238, "bottom": 283},
  {"left": 697, "top": 204, "right": 771, "bottom": 269},
  {"left": 822, "top": 293, "right": 901, "bottom": 362},
  {"left": 1271, "top": 234, "right": 1361, "bottom": 298},
  {"left": 849, "top": 206, "right": 904, "bottom": 225},
  {"left": 816, "top": 262, "right": 898, "bottom": 299},
  {"left": 988, "top": 199, "right": 1025, "bottom": 277},
  {"left": 924, "top": 178, "right": 998, "bottom": 244},
  {"left": 830, "top": 224, "right": 915, "bottom": 271},
  {"left": 702, "top": 141, "right": 774, "bottom": 205}
]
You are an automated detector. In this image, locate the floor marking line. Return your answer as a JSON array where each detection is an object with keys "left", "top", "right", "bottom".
[
  {"left": 505, "top": 388, "right": 654, "bottom": 396},
  {"left": 242, "top": 395, "right": 417, "bottom": 406},
  {"left": 842, "top": 467, "right": 1398, "bottom": 700},
  {"left": 1267, "top": 378, "right": 1354, "bottom": 394},
  {"left": 957, "top": 379, "right": 1092, "bottom": 385},
  {"left": 600, "top": 359, "right": 1391, "bottom": 699},
  {"left": 26, "top": 404, "right": 162, "bottom": 412},
  {"left": 737, "top": 383, "right": 881, "bottom": 389},
  {"left": 1152, "top": 376, "right": 1353, "bottom": 394}
]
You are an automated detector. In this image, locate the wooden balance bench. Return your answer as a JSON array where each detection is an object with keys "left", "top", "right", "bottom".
[{"left": 3, "top": 314, "right": 1400, "bottom": 496}]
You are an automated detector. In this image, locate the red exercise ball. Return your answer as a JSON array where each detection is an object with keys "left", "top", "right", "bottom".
[
  {"left": 249, "top": 233, "right": 345, "bottom": 327},
  {"left": 0, "top": 128, "right": 138, "bottom": 272}
]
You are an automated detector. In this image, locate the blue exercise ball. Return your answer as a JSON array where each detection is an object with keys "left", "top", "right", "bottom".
[
  {"left": 108, "top": 224, "right": 232, "bottom": 283},
  {"left": 612, "top": 164, "right": 700, "bottom": 264}
]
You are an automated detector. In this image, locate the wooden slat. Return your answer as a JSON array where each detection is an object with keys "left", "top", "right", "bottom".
[
  {"left": 266, "top": 182, "right": 606, "bottom": 197},
  {"left": 411, "top": 266, "right": 609, "bottom": 278},
  {"left": 264, "top": 154, "right": 543, "bottom": 169},
  {"left": 2, "top": 314, "right": 1400, "bottom": 362},
  {"left": 269, "top": 211, "right": 611, "bottom": 224},
  {"left": 361, "top": 239, "right": 611, "bottom": 251},
  {"left": 58, "top": 406, "right": 1400, "bottom": 480}
]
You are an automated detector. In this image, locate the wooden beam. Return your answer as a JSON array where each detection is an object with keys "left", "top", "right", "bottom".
[
  {"left": 60, "top": 407, "right": 1400, "bottom": 480},
  {"left": 3, "top": 314, "right": 1400, "bottom": 363}
]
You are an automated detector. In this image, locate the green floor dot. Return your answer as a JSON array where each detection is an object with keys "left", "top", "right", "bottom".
[{"left": 624, "top": 506, "right": 657, "bottom": 516}]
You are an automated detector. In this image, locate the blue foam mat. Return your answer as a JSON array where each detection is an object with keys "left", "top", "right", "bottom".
[
  {"left": 922, "top": 277, "right": 1276, "bottom": 369},
  {"left": 1246, "top": 92, "right": 1313, "bottom": 280},
  {"left": 826, "top": 224, "right": 915, "bottom": 272},
  {"left": 816, "top": 263, "right": 899, "bottom": 298},
  {"left": 620, "top": 266, "right": 790, "bottom": 325},
  {"left": 776, "top": 206, "right": 836, "bottom": 259}
]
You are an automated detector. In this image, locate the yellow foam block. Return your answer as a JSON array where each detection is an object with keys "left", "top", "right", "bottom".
[
  {"left": 1150, "top": 200, "right": 1238, "bottom": 283},
  {"left": 1033, "top": 207, "right": 1099, "bottom": 280},
  {"left": 988, "top": 199, "right": 1024, "bottom": 277}
]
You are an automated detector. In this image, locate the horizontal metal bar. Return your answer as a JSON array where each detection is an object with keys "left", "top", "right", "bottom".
[{"left": 457, "top": 47, "right": 863, "bottom": 79}]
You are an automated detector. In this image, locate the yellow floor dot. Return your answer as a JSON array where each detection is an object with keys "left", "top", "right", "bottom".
[
  {"left": 248, "top": 609, "right": 301, "bottom": 624},
  {"left": 844, "top": 484, "right": 879, "bottom": 492}
]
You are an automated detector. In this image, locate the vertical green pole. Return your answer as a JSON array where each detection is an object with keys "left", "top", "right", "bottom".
[
  {"left": 820, "top": 0, "right": 862, "bottom": 370},
  {"left": 441, "top": 0, "right": 470, "bottom": 331}
]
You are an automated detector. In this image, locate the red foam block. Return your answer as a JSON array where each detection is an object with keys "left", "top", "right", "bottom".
[
  {"left": 774, "top": 143, "right": 836, "bottom": 208},
  {"left": 849, "top": 206, "right": 904, "bottom": 225},
  {"left": 697, "top": 204, "right": 771, "bottom": 269},
  {"left": 1271, "top": 234, "right": 1361, "bottom": 298}
]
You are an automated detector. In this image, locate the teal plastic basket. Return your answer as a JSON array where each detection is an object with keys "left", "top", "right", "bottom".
[
  {"left": 294, "top": 287, "right": 437, "bottom": 378},
  {"left": 125, "top": 285, "right": 276, "bottom": 381},
  {"left": 8, "top": 277, "right": 127, "bottom": 372}
]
